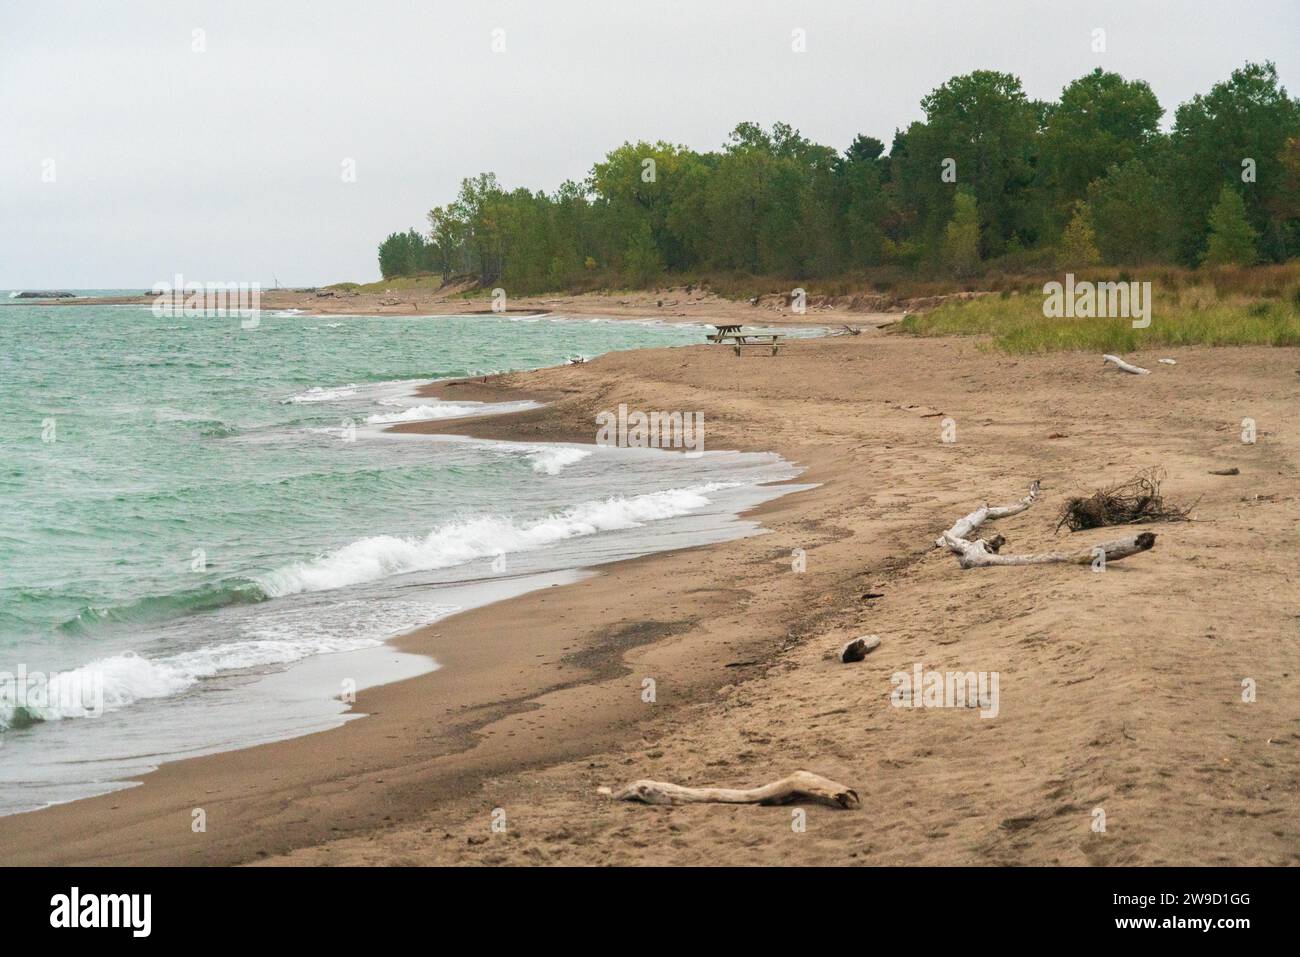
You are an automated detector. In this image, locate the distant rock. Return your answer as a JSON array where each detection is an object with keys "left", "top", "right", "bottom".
[{"left": 14, "top": 290, "right": 76, "bottom": 299}]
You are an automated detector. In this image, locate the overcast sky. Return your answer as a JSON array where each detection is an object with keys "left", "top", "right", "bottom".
[{"left": 3, "top": 0, "right": 1297, "bottom": 287}]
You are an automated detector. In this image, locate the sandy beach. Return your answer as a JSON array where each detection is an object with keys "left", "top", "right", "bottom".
[
  {"left": 0, "top": 310, "right": 1295, "bottom": 867},
  {"left": 28, "top": 283, "right": 934, "bottom": 328}
]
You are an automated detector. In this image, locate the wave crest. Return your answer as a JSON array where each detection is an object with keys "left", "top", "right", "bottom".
[{"left": 258, "top": 483, "right": 733, "bottom": 597}]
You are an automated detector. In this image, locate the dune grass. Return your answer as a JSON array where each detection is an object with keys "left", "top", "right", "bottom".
[
  {"left": 897, "top": 283, "right": 1300, "bottom": 354},
  {"left": 324, "top": 274, "right": 445, "bottom": 294}
]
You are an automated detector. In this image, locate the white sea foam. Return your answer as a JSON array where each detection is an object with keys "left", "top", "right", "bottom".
[
  {"left": 365, "top": 398, "right": 540, "bottom": 424},
  {"left": 528, "top": 446, "right": 592, "bottom": 475},
  {"left": 258, "top": 483, "right": 735, "bottom": 597},
  {"left": 0, "top": 599, "right": 456, "bottom": 729},
  {"left": 284, "top": 384, "right": 358, "bottom": 403},
  {"left": 364, "top": 403, "right": 482, "bottom": 424}
]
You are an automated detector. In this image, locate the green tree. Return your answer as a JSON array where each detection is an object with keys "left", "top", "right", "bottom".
[
  {"left": 1040, "top": 70, "right": 1164, "bottom": 212},
  {"left": 892, "top": 71, "right": 1038, "bottom": 259},
  {"left": 1201, "top": 186, "right": 1259, "bottom": 265},
  {"left": 1057, "top": 201, "right": 1101, "bottom": 267},
  {"left": 836, "top": 134, "right": 891, "bottom": 267},
  {"left": 622, "top": 221, "right": 664, "bottom": 286},
  {"left": 376, "top": 228, "right": 431, "bottom": 278},
  {"left": 1087, "top": 159, "right": 1174, "bottom": 264},
  {"left": 944, "top": 189, "right": 981, "bottom": 276},
  {"left": 591, "top": 141, "right": 699, "bottom": 271},
  {"left": 1172, "top": 62, "right": 1300, "bottom": 262},
  {"left": 381, "top": 60, "right": 1300, "bottom": 288}
]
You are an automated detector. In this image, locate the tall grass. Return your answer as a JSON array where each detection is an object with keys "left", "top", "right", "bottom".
[{"left": 897, "top": 282, "right": 1300, "bottom": 353}]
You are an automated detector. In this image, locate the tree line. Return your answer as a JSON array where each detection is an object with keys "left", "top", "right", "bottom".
[{"left": 377, "top": 62, "right": 1300, "bottom": 289}]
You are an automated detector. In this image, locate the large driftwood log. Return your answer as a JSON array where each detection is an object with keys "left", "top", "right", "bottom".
[
  {"left": 951, "top": 531, "right": 1155, "bottom": 568},
  {"left": 599, "top": 770, "right": 860, "bottom": 809},
  {"left": 938, "top": 479, "right": 1157, "bottom": 568},
  {"left": 1103, "top": 354, "right": 1150, "bottom": 375}
]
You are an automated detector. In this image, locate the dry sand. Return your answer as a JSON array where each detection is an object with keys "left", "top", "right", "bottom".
[{"left": 0, "top": 319, "right": 1296, "bottom": 866}]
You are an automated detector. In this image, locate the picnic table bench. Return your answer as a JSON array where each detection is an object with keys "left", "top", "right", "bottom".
[{"left": 705, "top": 324, "right": 783, "bottom": 355}]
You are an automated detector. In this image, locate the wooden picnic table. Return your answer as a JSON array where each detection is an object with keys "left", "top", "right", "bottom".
[{"left": 705, "top": 325, "right": 783, "bottom": 355}]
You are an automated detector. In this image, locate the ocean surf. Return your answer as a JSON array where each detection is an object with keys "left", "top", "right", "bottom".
[{"left": 0, "top": 303, "right": 812, "bottom": 814}]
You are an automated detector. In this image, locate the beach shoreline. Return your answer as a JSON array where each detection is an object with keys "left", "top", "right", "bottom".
[
  {"left": 0, "top": 328, "right": 1295, "bottom": 866},
  {"left": 0, "top": 384, "right": 823, "bottom": 865},
  {"left": 9, "top": 285, "right": 900, "bottom": 328}
]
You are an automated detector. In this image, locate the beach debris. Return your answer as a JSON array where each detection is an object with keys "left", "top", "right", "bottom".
[
  {"left": 840, "top": 635, "right": 881, "bottom": 663},
  {"left": 1056, "top": 469, "right": 1193, "bottom": 532},
  {"left": 841, "top": 324, "right": 862, "bottom": 336},
  {"left": 1103, "top": 354, "right": 1150, "bottom": 375},
  {"left": 1208, "top": 467, "right": 1240, "bottom": 476},
  {"left": 599, "top": 770, "right": 859, "bottom": 809},
  {"left": 1158, "top": 358, "right": 1177, "bottom": 365},
  {"left": 936, "top": 479, "right": 1040, "bottom": 550},
  {"left": 937, "top": 479, "right": 1158, "bottom": 568},
  {"left": 567, "top": 355, "right": 587, "bottom": 364}
]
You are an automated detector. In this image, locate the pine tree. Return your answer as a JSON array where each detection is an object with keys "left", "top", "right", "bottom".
[
  {"left": 1058, "top": 201, "right": 1101, "bottom": 267},
  {"left": 1201, "top": 185, "right": 1259, "bottom": 265}
]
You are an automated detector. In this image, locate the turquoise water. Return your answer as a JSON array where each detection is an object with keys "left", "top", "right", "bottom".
[{"left": 0, "top": 300, "right": 809, "bottom": 813}]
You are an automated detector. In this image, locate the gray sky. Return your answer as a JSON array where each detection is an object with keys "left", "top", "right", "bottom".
[{"left": 3, "top": 0, "right": 1297, "bottom": 287}]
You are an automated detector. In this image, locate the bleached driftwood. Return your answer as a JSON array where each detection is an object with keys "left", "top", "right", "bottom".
[
  {"left": 936, "top": 479, "right": 1041, "bottom": 550},
  {"left": 599, "top": 770, "right": 860, "bottom": 810},
  {"left": 1103, "top": 354, "right": 1150, "bottom": 375},
  {"left": 938, "top": 479, "right": 1157, "bottom": 568},
  {"left": 950, "top": 531, "right": 1156, "bottom": 568}
]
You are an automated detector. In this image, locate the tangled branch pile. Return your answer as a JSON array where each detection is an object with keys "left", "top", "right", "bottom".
[{"left": 1056, "top": 469, "right": 1193, "bottom": 532}]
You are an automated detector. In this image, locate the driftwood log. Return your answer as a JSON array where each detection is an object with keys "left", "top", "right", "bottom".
[
  {"left": 938, "top": 479, "right": 1157, "bottom": 568},
  {"left": 600, "top": 770, "right": 860, "bottom": 809},
  {"left": 841, "top": 635, "right": 881, "bottom": 662},
  {"left": 951, "top": 531, "right": 1156, "bottom": 567},
  {"left": 1103, "top": 354, "right": 1150, "bottom": 375}
]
